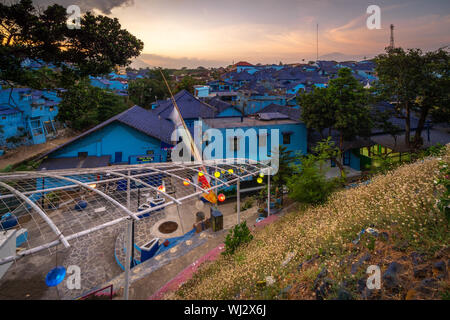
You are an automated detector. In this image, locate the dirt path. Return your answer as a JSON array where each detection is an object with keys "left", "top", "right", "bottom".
[{"left": 0, "top": 133, "right": 75, "bottom": 170}]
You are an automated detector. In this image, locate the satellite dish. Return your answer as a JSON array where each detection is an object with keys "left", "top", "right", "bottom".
[{"left": 45, "top": 266, "right": 66, "bottom": 287}]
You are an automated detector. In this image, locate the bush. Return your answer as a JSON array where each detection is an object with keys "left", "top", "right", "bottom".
[
  {"left": 222, "top": 221, "right": 253, "bottom": 256},
  {"left": 287, "top": 155, "right": 337, "bottom": 205}
]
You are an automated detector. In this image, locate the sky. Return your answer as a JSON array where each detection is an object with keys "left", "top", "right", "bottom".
[{"left": 36, "top": 0, "right": 450, "bottom": 68}]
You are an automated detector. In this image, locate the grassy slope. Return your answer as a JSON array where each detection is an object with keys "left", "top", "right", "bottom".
[{"left": 173, "top": 146, "right": 450, "bottom": 300}]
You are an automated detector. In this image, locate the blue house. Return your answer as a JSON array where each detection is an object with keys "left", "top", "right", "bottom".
[
  {"left": 39, "top": 105, "right": 175, "bottom": 169},
  {"left": 201, "top": 104, "right": 307, "bottom": 162},
  {"left": 0, "top": 88, "right": 60, "bottom": 145}
]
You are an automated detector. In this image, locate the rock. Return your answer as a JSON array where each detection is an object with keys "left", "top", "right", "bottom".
[
  {"left": 357, "top": 277, "right": 367, "bottom": 293},
  {"left": 413, "top": 265, "right": 431, "bottom": 279},
  {"left": 351, "top": 253, "right": 372, "bottom": 275},
  {"left": 433, "top": 261, "right": 447, "bottom": 273},
  {"left": 417, "top": 278, "right": 439, "bottom": 294},
  {"left": 410, "top": 252, "right": 426, "bottom": 265},
  {"left": 315, "top": 278, "right": 332, "bottom": 300},
  {"left": 336, "top": 288, "right": 353, "bottom": 300},
  {"left": 382, "top": 262, "right": 402, "bottom": 289}
]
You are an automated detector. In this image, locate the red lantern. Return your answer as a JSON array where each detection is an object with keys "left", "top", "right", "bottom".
[
  {"left": 218, "top": 193, "right": 226, "bottom": 202},
  {"left": 183, "top": 179, "right": 190, "bottom": 186},
  {"left": 158, "top": 185, "right": 166, "bottom": 192}
]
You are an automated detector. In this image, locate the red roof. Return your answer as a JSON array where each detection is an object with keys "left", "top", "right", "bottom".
[{"left": 235, "top": 61, "right": 253, "bottom": 66}]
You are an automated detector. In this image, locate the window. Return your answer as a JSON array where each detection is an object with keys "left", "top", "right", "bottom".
[
  {"left": 282, "top": 133, "right": 291, "bottom": 145},
  {"left": 146, "top": 150, "right": 154, "bottom": 156},
  {"left": 343, "top": 151, "right": 351, "bottom": 166}
]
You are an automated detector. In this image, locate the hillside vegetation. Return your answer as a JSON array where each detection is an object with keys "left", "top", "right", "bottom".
[{"left": 172, "top": 145, "right": 450, "bottom": 300}]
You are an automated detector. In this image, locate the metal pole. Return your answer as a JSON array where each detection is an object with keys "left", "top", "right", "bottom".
[
  {"left": 124, "top": 218, "right": 132, "bottom": 300},
  {"left": 237, "top": 179, "right": 240, "bottom": 225},
  {"left": 267, "top": 173, "right": 271, "bottom": 216}
]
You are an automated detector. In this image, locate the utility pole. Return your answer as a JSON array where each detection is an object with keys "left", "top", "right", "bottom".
[
  {"left": 389, "top": 24, "right": 395, "bottom": 49},
  {"left": 316, "top": 23, "right": 319, "bottom": 61}
]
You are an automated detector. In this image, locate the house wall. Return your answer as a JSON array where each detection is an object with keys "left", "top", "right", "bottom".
[
  {"left": 202, "top": 122, "right": 307, "bottom": 162},
  {"left": 50, "top": 122, "right": 167, "bottom": 164}
]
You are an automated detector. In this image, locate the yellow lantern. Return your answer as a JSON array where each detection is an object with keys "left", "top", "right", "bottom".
[
  {"left": 259, "top": 172, "right": 264, "bottom": 178},
  {"left": 228, "top": 168, "right": 234, "bottom": 174},
  {"left": 214, "top": 171, "right": 221, "bottom": 178},
  {"left": 198, "top": 172, "right": 204, "bottom": 177},
  {"left": 183, "top": 179, "right": 190, "bottom": 186},
  {"left": 257, "top": 177, "right": 263, "bottom": 184}
]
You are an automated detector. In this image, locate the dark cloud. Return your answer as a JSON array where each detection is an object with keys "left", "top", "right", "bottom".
[
  {"left": 34, "top": 0, "right": 134, "bottom": 14},
  {"left": 131, "top": 54, "right": 229, "bottom": 69}
]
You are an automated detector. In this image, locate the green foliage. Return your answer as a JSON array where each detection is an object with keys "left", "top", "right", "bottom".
[
  {"left": 287, "top": 138, "right": 342, "bottom": 205},
  {"left": 241, "top": 197, "right": 254, "bottom": 211},
  {"left": 57, "top": 81, "right": 128, "bottom": 131},
  {"left": 287, "top": 155, "right": 337, "bottom": 205},
  {"left": 0, "top": 0, "right": 143, "bottom": 88},
  {"left": 375, "top": 47, "right": 450, "bottom": 148},
  {"left": 175, "top": 75, "right": 203, "bottom": 94},
  {"left": 435, "top": 160, "right": 450, "bottom": 223},
  {"left": 222, "top": 221, "right": 253, "bottom": 256},
  {"left": 128, "top": 77, "right": 168, "bottom": 108}
]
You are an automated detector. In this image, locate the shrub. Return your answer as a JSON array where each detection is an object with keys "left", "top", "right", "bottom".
[
  {"left": 287, "top": 156, "right": 337, "bottom": 205},
  {"left": 222, "top": 221, "right": 253, "bottom": 256}
]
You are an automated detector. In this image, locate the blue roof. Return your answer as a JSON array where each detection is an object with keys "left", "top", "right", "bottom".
[
  {"left": 41, "top": 105, "right": 174, "bottom": 158},
  {"left": 256, "top": 103, "right": 301, "bottom": 122},
  {"left": 154, "top": 90, "right": 216, "bottom": 120},
  {"left": 0, "top": 106, "right": 20, "bottom": 115}
]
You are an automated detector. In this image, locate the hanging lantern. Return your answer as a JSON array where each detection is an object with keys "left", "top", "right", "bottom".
[
  {"left": 259, "top": 172, "right": 264, "bottom": 178},
  {"left": 198, "top": 171, "right": 204, "bottom": 177},
  {"left": 88, "top": 183, "right": 97, "bottom": 189},
  {"left": 45, "top": 266, "right": 66, "bottom": 287},
  {"left": 158, "top": 185, "right": 166, "bottom": 193},
  {"left": 218, "top": 193, "right": 226, "bottom": 202},
  {"left": 228, "top": 168, "right": 234, "bottom": 174},
  {"left": 257, "top": 177, "right": 263, "bottom": 184},
  {"left": 183, "top": 179, "right": 190, "bottom": 186},
  {"left": 214, "top": 171, "right": 221, "bottom": 178}
]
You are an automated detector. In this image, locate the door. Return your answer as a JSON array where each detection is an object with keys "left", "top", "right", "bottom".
[{"left": 114, "top": 152, "right": 122, "bottom": 163}]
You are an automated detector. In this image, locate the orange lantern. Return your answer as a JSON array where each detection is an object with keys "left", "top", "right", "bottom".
[
  {"left": 218, "top": 193, "right": 226, "bottom": 202},
  {"left": 183, "top": 179, "right": 190, "bottom": 186},
  {"left": 158, "top": 185, "right": 166, "bottom": 192}
]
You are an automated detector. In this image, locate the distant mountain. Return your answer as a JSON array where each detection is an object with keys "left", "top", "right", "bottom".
[
  {"left": 319, "top": 52, "right": 374, "bottom": 62},
  {"left": 130, "top": 58, "right": 153, "bottom": 69}
]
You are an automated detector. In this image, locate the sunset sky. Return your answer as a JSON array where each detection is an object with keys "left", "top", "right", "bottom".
[{"left": 37, "top": 0, "right": 450, "bottom": 68}]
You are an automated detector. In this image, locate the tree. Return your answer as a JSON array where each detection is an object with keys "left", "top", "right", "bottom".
[
  {"left": 413, "top": 48, "right": 450, "bottom": 146},
  {"left": 328, "top": 68, "right": 373, "bottom": 151},
  {"left": 0, "top": 0, "right": 143, "bottom": 88},
  {"left": 175, "top": 75, "right": 203, "bottom": 94},
  {"left": 270, "top": 145, "right": 296, "bottom": 205},
  {"left": 128, "top": 77, "right": 167, "bottom": 108},
  {"left": 298, "top": 68, "right": 373, "bottom": 176},
  {"left": 298, "top": 87, "right": 334, "bottom": 139},
  {"left": 375, "top": 47, "right": 449, "bottom": 149},
  {"left": 57, "top": 81, "right": 127, "bottom": 131}
]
